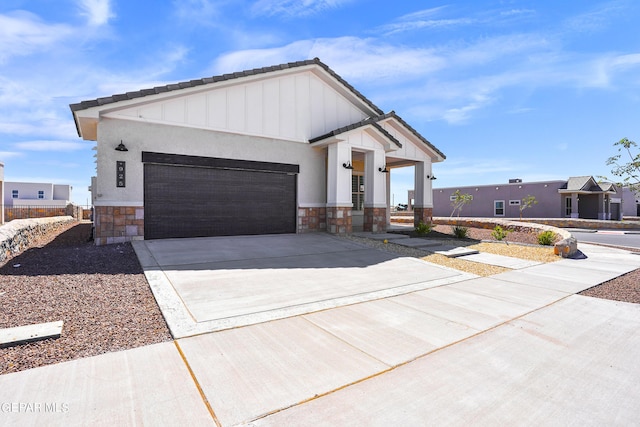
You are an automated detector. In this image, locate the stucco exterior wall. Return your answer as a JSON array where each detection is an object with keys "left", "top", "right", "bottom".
[
  {"left": 622, "top": 187, "right": 639, "bottom": 216},
  {"left": 94, "top": 118, "right": 327, "bottom": 208},
  {"left": 108, "top": 69, "right": 368, "bottom": 145},
  {"left": 433, "top": 181, "right": 567, "bottom": 218}
]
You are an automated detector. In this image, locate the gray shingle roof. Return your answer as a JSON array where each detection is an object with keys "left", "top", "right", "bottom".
[
  {"left": 563, "top": 176, "right": 594, "bottom": 191},
  {"left": 309, "top": 111, "right": 446, "bottom": 160},
  {"left": 560, "top": 176, "right": 617, "bottom": 193},
  {"left": 69, "top": 58, "right": 384, "bottom": 116}
]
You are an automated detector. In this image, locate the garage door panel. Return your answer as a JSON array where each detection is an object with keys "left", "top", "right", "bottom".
[{"left": 144, "top": 163, "right": 296, "bottom": 239}]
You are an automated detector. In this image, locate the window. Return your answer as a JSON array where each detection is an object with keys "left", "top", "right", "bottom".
[
  {"left": 450, "top": 194, "right": 473, "bottom": 201},
  {"left": 509, "top": 200, "right": 521, "bottom": 206},
  {"left": 494, "top": 200, "right": 505, "bottom": 216},
  {"left": 352, "top": 175, "right": 364, "bottom": 211},
  {"left": 38, "top": 191, "right": 45, "bottom": 199},
  {"left": 12, "top": 190, "right": 18, "bottom": 199},
  {"left": 565, "top": 197, "right": 572, "bottom": 216}
]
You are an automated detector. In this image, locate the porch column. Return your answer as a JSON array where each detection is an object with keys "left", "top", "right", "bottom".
[
  {"left": 326, "top": 142, "right": 352, "bottom": 234},
  {"left": 599, "top": 194, "right": 609, "bottom": 220},
  {"left": 571, "top": 194, "right": 579, "bottom": 218},
  {"left": 363, "top": 149, "right": 387, "bottom": 232},
  {"left": 413, "top": 161, "right": 434, "bottom": 227}
]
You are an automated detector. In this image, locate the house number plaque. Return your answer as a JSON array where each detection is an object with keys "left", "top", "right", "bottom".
[{"left": 116, "top": 161, "right": 126, "bottom": 187}]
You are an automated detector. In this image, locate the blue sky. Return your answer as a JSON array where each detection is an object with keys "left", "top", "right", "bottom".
[{"left": 1, "top": 0, "right": 639, "bottom": 206}]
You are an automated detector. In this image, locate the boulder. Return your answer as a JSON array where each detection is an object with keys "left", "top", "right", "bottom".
[{"left": 554, "top": 237, "right": 578, "bottom": 258}]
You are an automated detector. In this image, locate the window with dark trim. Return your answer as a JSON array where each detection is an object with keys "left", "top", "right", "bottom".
[
  {"left": 352, "top": 175, "right": 364, "bottom": 211},
  {"left": 11, "top": 190, "right": 18, "bottom": 199},
  {"left": 565, "top": 197, "right": 572, "bottom": 216}
]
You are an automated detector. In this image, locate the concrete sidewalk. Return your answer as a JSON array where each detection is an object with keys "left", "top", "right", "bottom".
[{"left": 1, "top": 241, "right": 639, "bottom": 426}]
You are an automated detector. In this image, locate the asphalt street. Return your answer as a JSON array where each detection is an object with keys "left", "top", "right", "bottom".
[{"left": 570, "top": 230, "right": 640, "bottom": 249}]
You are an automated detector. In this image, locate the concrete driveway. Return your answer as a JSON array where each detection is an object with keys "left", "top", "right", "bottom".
[{"left": 131, "top": 233, "right": 476, "bottom": 338}]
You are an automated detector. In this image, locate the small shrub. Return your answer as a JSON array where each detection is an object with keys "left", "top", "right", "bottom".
[
  {"left": 537, "top": 230, "right": 556, "bottom": 246},
  {"left": 452, "top": 225, "right": 469, "bottom": 239},
  {"left": 491, "top": 225, "right": 511, "bottom": 241},
  {"left": 415, "top": 221, "right": 432, "bottom": 236}
]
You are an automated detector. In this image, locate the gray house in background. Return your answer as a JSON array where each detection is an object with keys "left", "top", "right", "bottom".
[{"left": 423, "top": 176, "right": 633, "bottom": 220}]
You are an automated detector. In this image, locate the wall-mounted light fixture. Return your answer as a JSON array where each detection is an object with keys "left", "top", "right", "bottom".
[
  {"left": 115, "top": 141, "right": 128, "bottom": 152},
  {"left": 427, "top": 175, "right": 437, "bottom": 180},
  {"left": 378, "top": 166, "right": 389, "bottom": 173},
  {"left": 342, "top": 162, "right": 354, "bottom": 170}
]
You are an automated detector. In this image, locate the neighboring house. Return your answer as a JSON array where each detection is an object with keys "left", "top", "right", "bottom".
[
  {"left": 70, "top": 59, "right": 445, "bottom": 245},
  {"left": 3, "top": 181, "right": 72, "bottom": 207},
  {"left": 428, "top": 176, "right": 628, "bottom": 220}
]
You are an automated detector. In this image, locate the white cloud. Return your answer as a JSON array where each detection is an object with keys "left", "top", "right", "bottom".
[
  {"left": 14, "top": 140, "right": 88, "bottom": 151},
  {"left": 77, "top": 0, "right": 115, "bottom": 26},
  {"left": 447, "top": 34, "right": 552, "bottom": 67},
  {"left": 564, "top": 1, "right": 624, "bottom": 33},
  {"left": 251, "top": 0, "right": 353, "bottom": 17},
  {"left": 379, "top": 5, "right": 537, "bottom": 36},
  {"left": 380, "top": 7, "right": 476, "bottom": 35},
  {"left": 173, "top": 0, "right": 223, "bottom": 26},
  {"left": 213, "top": 37, "right": 443, "bottom": 82},
  {"left": 0, "top": 151, "right": 22, "bottom": 160},
  {"left": 432, "top": 159, "right": 527, "bottom": 186},
  {"left": 0, "top": 11, "right": 73, "bottom": 63}
]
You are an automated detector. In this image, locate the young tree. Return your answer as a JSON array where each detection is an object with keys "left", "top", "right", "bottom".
[
  {"left": 449, "top": 190, "right": 473, "bottom": 238},
  {"left": 450, "top": 190, "right": 473, "bottom": 218},
  {"left": 605, "top": 138, "right": 640, "bottom": 191},
  {"left": 519, "top": 195, "right": 538, "bottom": 219}
]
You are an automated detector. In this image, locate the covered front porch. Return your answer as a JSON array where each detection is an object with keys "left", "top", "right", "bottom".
[
  {"left": 310, "top": 113, "right": 445, "bottom": 234},
  {"left": 559, "top": 177, "right": 620, "bottom": 220}
]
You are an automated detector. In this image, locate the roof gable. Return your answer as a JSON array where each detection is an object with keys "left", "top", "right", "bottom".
[
  {"left": 560, "top": 176, "right": 618, "bottom": 194},
  {"left": 70, "top": 58, "right": 382, "bottom": 116},
  {"left": 565, "top": 176, "right": 596, "bottom": 191},
  {"left": 70, "top": 58, "right": 383, "bottom": 141},
  {"left": 310, "top": 112, "right": 445, "bottom": 162}
]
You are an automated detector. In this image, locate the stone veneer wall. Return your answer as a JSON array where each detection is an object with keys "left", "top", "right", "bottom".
[
  {"left": 298, "top": 207, "right": 327, "bottom": 233},
  {"left": 363, "top": 207, "right": 387, "bottom": 233},
  {"left": 413, "top": 207, "right": 433, "bottom": 228},
  {"left": 432, "top": 217, "right": 572, "bottom": 240},
  {"left": 326, "top": 206, "right": 352, "bottom": 234},
  {"left": 0, "top": 216, "right": 76, "bottom": 264},
  {"left": 4, "top": 204, "right": 85, "bottom": 222},
  {"left": 94, "top": 206, "right": 144, "bottom": 246}
]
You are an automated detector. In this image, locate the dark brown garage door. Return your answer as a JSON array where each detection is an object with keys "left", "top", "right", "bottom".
[{"left": 143, "top": 152, "right": 298, "bottom": 240}]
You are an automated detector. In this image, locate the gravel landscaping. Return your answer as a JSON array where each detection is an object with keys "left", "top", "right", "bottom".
[
  {"left": 0, "top": 222, "right": 172, "bottom": 375},
  {"left": 353, "top": 224, "right": 640, "bottom": 302},
  {"left": 1, "top": 221, "right": 638, "bottom": 375}
]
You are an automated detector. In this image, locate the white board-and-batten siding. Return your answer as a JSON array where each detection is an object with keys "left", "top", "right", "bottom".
[{"left": 106, "top": 72, "right": 369, "bottom": 143}]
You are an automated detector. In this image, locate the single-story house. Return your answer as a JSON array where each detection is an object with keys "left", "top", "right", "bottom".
[
  {"left": 3, "top": 181, "right": 73, "bottom": 207},
  {"left": 426, "top": 176, "right": 630, "bottom": 220},
  {"left": 70, "top": 59, "right": 445, "bottom": 245}
]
